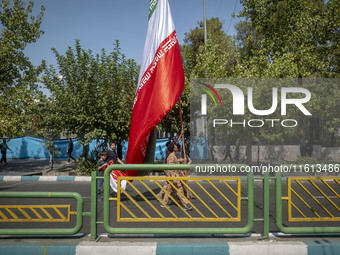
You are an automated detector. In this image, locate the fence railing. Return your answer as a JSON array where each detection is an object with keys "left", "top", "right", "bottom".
[
  {"left": 102, "top": 165, "right": 254, "bottom": 237},
  {"left": 0, "top": 164, "right": 339, "bottom": 240},
  {"left": 275, "top": 170, "right": 340, "bottom": 234},
  {"left": 115, "top": 176, "right": 241, "bottom": 222},
  {"left": 0, "top": 192, "right": 84, "bottom": 235}
]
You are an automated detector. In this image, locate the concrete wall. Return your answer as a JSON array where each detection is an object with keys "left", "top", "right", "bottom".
[{"left": 212, "top": 145, "right": 340, "bottom": 163}]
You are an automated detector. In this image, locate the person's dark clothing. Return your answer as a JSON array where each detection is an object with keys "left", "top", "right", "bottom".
[
  {"left": 0, "top": 151, "right": 6, "bottom": 163},
  {"left": 0, "top": 142, "right": 11, "bottom": 164},
  {"left": 117, "top": 143, "right": 123, "bottom": 160},
  {"left": 235, "top": 139, "right": 240, "bottom": 161},
  {"left": 95, "top": 140, "right": 101, "bottom": 158},
  {"left": 67, "top": 140, "right": 76, "bottom": 162},
  {"left": 224, "top": 144, "right": 233, "bottom": 163},
  {"left": 97, "top": 159, "right": 106, "bottom": 175},
  {"left": 67, "top": 141, "right": 73, "bottom": 153},
  {"left": 305, "top": 142, "right": 313, "bottom": 157},
  {"left": 106, "top": 150, "right": 118, "bottom": 164},
  {"left": 300, "top": 142, "right": 307, "bottom": 157},
  {"left": 97, "top": 159, "right": 106, "bottom": 197}
]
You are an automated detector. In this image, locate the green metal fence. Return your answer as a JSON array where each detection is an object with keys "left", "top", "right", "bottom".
[
  {"left": 0, "top": 164, "right": 340, "bottom": 240},
  {"left": 0, "top": 192, "right": 84, "bottom": 235},
  {"left": 102, "top": 164, "right": 254, "bottom": 237},
  {"left": 275, "top": 170, "right": 340, "bottom": 234}
]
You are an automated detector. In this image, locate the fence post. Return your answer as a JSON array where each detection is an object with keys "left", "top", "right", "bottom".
[
  {"left": 263, "top": 169, "right": 269, "bottom": 238},
  {"left": 90, "top": 171, "right": 97, "bottom": 241},
  {"left": 275, "top": 170, "right": 284, "bottom": 234}
]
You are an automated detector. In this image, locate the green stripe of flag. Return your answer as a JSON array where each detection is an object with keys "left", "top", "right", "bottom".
[{"left": 148, "top": 0, "right": 159, "bottom": 20}]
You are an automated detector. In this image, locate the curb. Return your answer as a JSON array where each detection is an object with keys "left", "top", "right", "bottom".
[
  {"left": 1, "top": 240, "right": 340, "bottom": 255},
  {"left": 0, "top": 176, "right": 287, "bottom": 182},
  {"left": 0, "top": 176, "right": 91, "bottom": 182}
]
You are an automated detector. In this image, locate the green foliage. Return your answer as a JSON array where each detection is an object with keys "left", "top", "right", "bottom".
[
  {"left": 192, "top": 40, "right": 238, "bottom": 78},
  {"left": 42, "top": 40, "right": 138, "bottom": 157},
  {"left": 236, "top": 0, "right": 339, "bottom": 78},
  {"left": 0, "top": 0, "right": 45, "bottom": 137},
  {"left": 160, "top": 18, "right": 238, "bottom": 139},
  {"left": 233, "top": 0, "right": 340, "bottom": 151},
  {"left": 187, "top": 1, "right": 339, "bottom": 163},
  {"left": 295, "top": 156, "right": 319, "bottom": 165},
  {"left": 182, "top": 17, "right": 237, "bottom": 79},
  {"left": 77, "top": 152, "right": 97, "bottom": 176}
]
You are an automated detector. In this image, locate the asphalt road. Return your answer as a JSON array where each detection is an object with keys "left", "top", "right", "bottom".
[{"left": 1, "top": 179, "right": 339, "bottom": 235}]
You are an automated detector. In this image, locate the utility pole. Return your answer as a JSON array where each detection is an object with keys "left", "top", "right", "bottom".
[{"left": 203, "top": 0, "right": 207, "bottom": 46}]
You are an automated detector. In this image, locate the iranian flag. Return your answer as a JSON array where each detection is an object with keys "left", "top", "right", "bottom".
[{"left": 125, "top": 0, "right": 184, "bottom": 172}]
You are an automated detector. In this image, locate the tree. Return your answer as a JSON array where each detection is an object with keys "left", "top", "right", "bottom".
[
  {"left": 33, "top": 96, "right": 62, "bottom": 170},
  {"left": 230, "top": 0, "right": 340, "bottom": 162},
  {"left": 236, "top": 0, "right": 339, "bottom": 78},
  {"left": 181, "top": 17, "right": 237, "bottom": 77},
  {"left": 179, "top": 18, "right": 240, "bottom": 163},
  {"left": 42, "top": 40, "right": 138, "bottom": 159},
  {"left": 187, "top": 1, "right": 340, "bottom": 164},
  {"left": 0, "top": 0, "right": 45, "bottom": 137},
  {"left": 160, "top": 18, "right": 238, "bottom": 140}
]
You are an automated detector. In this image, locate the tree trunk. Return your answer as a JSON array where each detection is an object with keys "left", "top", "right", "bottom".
[
  {"left": 82, "top": 143, "right": 89, "bottom": 160},
  {"left": 246, "top": 130, "right": 253, "bottom": 165},
  {"left": 208, "top": 123, "right": 216, "bottom": 162},
  {"left": 49, "top": 151, "right": 54, "bottom": 170},
  {"left": 298, "top": 76, "right": 306, "bottom": 143},
  {"left": 79, "top": 135, "right": 89, "bottom": 160}
]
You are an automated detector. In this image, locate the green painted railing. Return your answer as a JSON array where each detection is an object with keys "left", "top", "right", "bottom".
[
  {"left": 275, "top": 171, "right": 340, "bottom": 234},
  {"left": 0, "top": 192, "right": 84, "bottom": 235},
  {"left": 1, "top": 164, "right": 340, "bottom": 240},
  {"left": 101, "top": 164, "right": 255, "bottom": 237}
]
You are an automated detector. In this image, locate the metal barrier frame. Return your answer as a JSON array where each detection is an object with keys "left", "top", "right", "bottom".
[
  {"left": 275, "top": 171, "right": 340, "bottom": 234},
  {"left": 2, "top": 164, "right": 340, "bottom": 239},
  {"left": 286, "top": 176, "right": 340, "bottom": 222},
  {"left": 102, "top": 164, "right": 254, "bottom": 235},
  {"left": 0, "top": 192, "right": 84, "bottom": 235},
  {"left": 116, "top": 176, "right": 242, "bottom": 222}
]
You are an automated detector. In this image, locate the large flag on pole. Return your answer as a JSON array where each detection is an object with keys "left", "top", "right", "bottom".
[{"left": 125, "top": 0, "right": 184, "bottom": 172}]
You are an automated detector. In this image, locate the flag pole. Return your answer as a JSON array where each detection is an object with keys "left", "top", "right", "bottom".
[
  {"left": 178, "top": 99, "right": 190, "bottom": 198},
  {"left": 178, "top": 99, "right": 187, "bottom": 161}
]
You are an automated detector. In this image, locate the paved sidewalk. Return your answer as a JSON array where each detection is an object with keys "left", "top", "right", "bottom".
[
  {"left": 1, "top": 159, "right": 340, "bottom": 254},
  {"left": 1, "top": 234, "right": 340, "bottom": 255},
  {"left": 0, "top": 159, "right": 78, "bottom": 176}
]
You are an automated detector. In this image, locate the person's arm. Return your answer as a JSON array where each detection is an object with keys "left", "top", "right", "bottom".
[
  {"left": 117, "top": 158, "right": 124, "bottom": 164},
  {"left": 179, "top": 170, "right": 186, "bottom": 176},
  {"left": 177, "top": 157, "right": 188, "bottom": 164},
  {"left": 98, "top": 162, "right": 108, "bottom": 171},
  {"left": 174, "top": 129, "right": 184, "bottom": 144}
]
